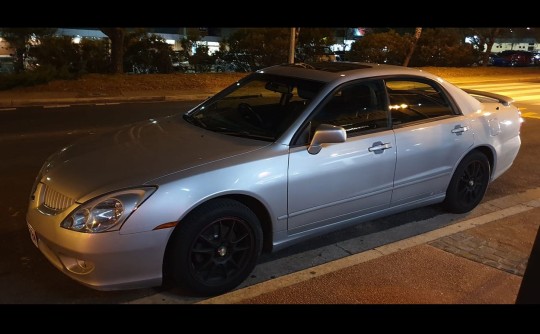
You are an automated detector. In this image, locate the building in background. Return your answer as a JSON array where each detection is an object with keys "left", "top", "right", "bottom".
[{"left": 491, "top": 37, "right": 539, "bottom": 53}]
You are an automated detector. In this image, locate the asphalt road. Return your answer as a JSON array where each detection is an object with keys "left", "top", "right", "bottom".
[{"left": 1, "top": 90, "right": 539, "bottom": 304}]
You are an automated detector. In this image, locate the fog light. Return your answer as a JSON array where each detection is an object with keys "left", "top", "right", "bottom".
[{"left": 58, "top": 253, "right": 95, "bottom": 275}]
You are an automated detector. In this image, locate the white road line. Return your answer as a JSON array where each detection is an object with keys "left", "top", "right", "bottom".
[
  {"left": 521, "top": 112, "right": 540, "bottom": 120},
  {"left": 0, "top": 107, "right": 16, "bottom": 111},
  {"left": 457, "top": 83, "right": 537, "bottom": 89},
  {"left": 95, "top": 102, "right": 121, "bottom": 105},
  {"left": 510, "top": 95, "right": 540, "bottom": 102},
  {"left": 474, "top": 89, "right": 540, "bottom": 95},
  {"left": 457, "top": 83, "right": 540, "bottom": 104}
]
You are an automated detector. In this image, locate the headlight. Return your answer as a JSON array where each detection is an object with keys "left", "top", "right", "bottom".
[{"left": 61, "top": 187, "right": 156, "bottom": 233}]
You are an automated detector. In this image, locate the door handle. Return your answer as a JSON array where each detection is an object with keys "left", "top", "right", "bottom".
[
  {"left": 368, "top": 142, "right": 392, "bottom": 153},
  {"left": 451, "top": 125, "right": 469, "bottom": 135}
]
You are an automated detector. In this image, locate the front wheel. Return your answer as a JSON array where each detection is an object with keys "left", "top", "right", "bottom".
[
  {"left": 166, "top": 199, "right": 262, "bottom": 296},
  {"left": 443, "top": 151, "right": 490, "bottom": 214}
]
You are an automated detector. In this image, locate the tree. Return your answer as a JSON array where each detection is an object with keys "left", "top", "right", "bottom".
[
  {"left": 29, "top": 35, "right": 81, "bottom": 74},
  {"left": 466, "top": 28, "right": 506, "bottom": 66},
  {"left": 296, "top": 27, "right": 336, "bottom": 48},
  {"left": 100, "top": 28, "right": 125, "bottom": 73},
  {"left": 79, "top": 38, "right": 110, "bottom": 73},
  {"left": 348, "top": 30, "right": 408, "bottom": 65},
  {"left": 403, "top": 27, "right": 422, "bottom": 67},
  {"left": 179, "top": 28, "right": 202, "bottom": 60},
  {"left": 295, "top": 27, "right": 337, "bottom": 62},
  {"left": 0, "top": 27, "right": 56, "bottom": 73},
  {"left": 410, "top": 28, "right": 479, "bottom": 67},
  {"left": 225, "top": 28, "right": 290, "bottom": 67},
  {"left": 124, "top": 31, "right": 175, "bottom": 73}
]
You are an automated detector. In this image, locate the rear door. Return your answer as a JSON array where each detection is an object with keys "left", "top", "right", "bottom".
[{"left": 384, "top": 77, "right": 474, "bottom": 206}]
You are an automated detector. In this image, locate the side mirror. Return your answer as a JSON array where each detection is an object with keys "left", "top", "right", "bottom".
[{"left": 307, "top": 124, "right": 347, "bottom": 155}]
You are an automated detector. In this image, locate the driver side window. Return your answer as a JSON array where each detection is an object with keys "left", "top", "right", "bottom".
[{"left": 310, "top": 80, "right": 389, "bottom": 138}]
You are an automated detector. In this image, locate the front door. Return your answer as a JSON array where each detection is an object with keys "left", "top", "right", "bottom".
[{"left": 287, "top": 80, "right": 396, "bottom": 233}]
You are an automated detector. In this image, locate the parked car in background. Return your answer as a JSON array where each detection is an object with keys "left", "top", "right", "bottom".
[
  {"left": 533, "top": 52, "right": 540, "bottom": 65},
  {"left": 0, "top": 55, "right": 15, "bottom": 74},
  {"left": 27, "top": 62, "right": 523, "bottom": 296},
  {"left": 334, "top": 50, "right": 349, "bottom": 62},
  {"left": 491, "top": 50, "right": 535, "bottom": 67},
  {"left": 488, "top": 53, "right": 507, "bottom": 66},
  {"left": 171, "top": 51, "right": 191, "bottom": 72}
]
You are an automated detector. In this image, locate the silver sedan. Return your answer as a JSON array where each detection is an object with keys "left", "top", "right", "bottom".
[{"left": 26, "top": 62, "right": 523, "bottom": 296}]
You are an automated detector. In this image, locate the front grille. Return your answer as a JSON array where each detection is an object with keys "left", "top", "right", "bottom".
[{"left": 41, "top": 184, "right": 75, "bottom": 213}]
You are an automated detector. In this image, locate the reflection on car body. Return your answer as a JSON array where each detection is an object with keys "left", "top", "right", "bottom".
[{"left": 26, "top": 61, "right": 523, "bottom": 296}]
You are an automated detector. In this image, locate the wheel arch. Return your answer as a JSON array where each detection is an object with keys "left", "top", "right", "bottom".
[
  {"left": 469, "top": 145, "right": 495, "bottom": 177},
  {"left": 224, "top": 194, "right": 274, "bottom": 253},
  {"left": 166, "top": 194, "right": 274, "bottom": 256}
]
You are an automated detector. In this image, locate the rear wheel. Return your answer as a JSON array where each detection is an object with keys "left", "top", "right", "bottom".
[
  {"left": 444, "top": 151, "right": 490, "bottom": 214},
  {"left": 166, "top": 198, "right": 262, "bottom": 296}
]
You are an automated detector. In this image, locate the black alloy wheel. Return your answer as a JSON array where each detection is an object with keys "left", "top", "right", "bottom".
[
  {"left": 444, "top": 151, "right": 490, "bottom": 214},
  {"left": 166, "top": 198, "right": 262, "bottom": 296}
]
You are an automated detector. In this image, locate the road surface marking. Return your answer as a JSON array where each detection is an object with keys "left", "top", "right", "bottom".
[
  {"left": 0, "top": 107, "right": 16, "bottom": 111},
  {"left": 521, "top": 112, "right": 540, "bottom": 120}
]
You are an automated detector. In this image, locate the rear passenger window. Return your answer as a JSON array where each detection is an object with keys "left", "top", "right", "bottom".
[{"left": 385, "top": 79, "right": 456, "bottom": 125}]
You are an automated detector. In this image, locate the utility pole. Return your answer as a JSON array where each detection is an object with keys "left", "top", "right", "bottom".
[{"left": 289, "top": 27, "right": 296, "bottom": 64}]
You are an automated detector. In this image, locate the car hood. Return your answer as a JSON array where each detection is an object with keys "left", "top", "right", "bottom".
[{"left": 40, "top": 115, "right": 270, "bottom": 202}]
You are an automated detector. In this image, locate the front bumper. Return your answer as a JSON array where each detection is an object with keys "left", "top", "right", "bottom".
[{"left": 26, "top": 208, "right": 171, "bottom": 291}]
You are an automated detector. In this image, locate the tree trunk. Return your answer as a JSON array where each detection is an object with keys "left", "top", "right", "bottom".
[
  {"left": 101, "top": 28, "right": 125, "bottom": 74},
  {"left": 481, "top": 28, "right": 500, "bottom": 67},
  {"left": 482, "top": 40, "right": 495, "bottom": 67},
  {"left": 14, "top": 48, "right": 25, "bottom": 74},
  {"left": 403, "top": 27, "right": 422, "bottom": 67}
]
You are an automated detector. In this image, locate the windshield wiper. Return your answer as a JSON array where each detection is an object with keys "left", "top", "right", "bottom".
[
  {"left": 183, "top": 114, "right": 207, "bottom": 128},
  {"left": 213, "top": 128, "right": 274, "bottom": 141}
]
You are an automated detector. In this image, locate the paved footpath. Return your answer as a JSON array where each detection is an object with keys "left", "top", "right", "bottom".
[
  {"left": 202, "top": 202, "right": 540, "bottom": 304},
  {"left": 128, "top": 188, "right": 540, "bottom": 304}
]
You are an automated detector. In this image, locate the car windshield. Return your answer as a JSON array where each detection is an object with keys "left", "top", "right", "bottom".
[{"left": 185, "top": 73, "right": 325, "bottom": 141}]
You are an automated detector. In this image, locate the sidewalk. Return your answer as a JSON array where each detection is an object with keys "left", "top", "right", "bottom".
[{"left": 198, "top": 191, "right": 540, "bottom": 304}]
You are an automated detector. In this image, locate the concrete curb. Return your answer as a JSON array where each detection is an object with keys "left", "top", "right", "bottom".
[{"left": 0, "top": 94, "right": 217, "bottom": 108}]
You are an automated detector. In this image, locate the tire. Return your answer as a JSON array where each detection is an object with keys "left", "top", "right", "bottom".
[
  {"left": 443, "top": 151, "right": 490, "bottom": 214},
  {"left": 166, "top": 198, "right": 262, "bottom": 296}
]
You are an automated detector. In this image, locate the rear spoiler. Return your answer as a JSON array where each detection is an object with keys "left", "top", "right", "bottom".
[{"left": 463, "top": 89, "right": 514, "bottom": 106}]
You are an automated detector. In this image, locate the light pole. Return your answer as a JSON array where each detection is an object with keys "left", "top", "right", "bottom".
[{"left": 288, "top": 27, "right": 296, "bottom": 64}]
